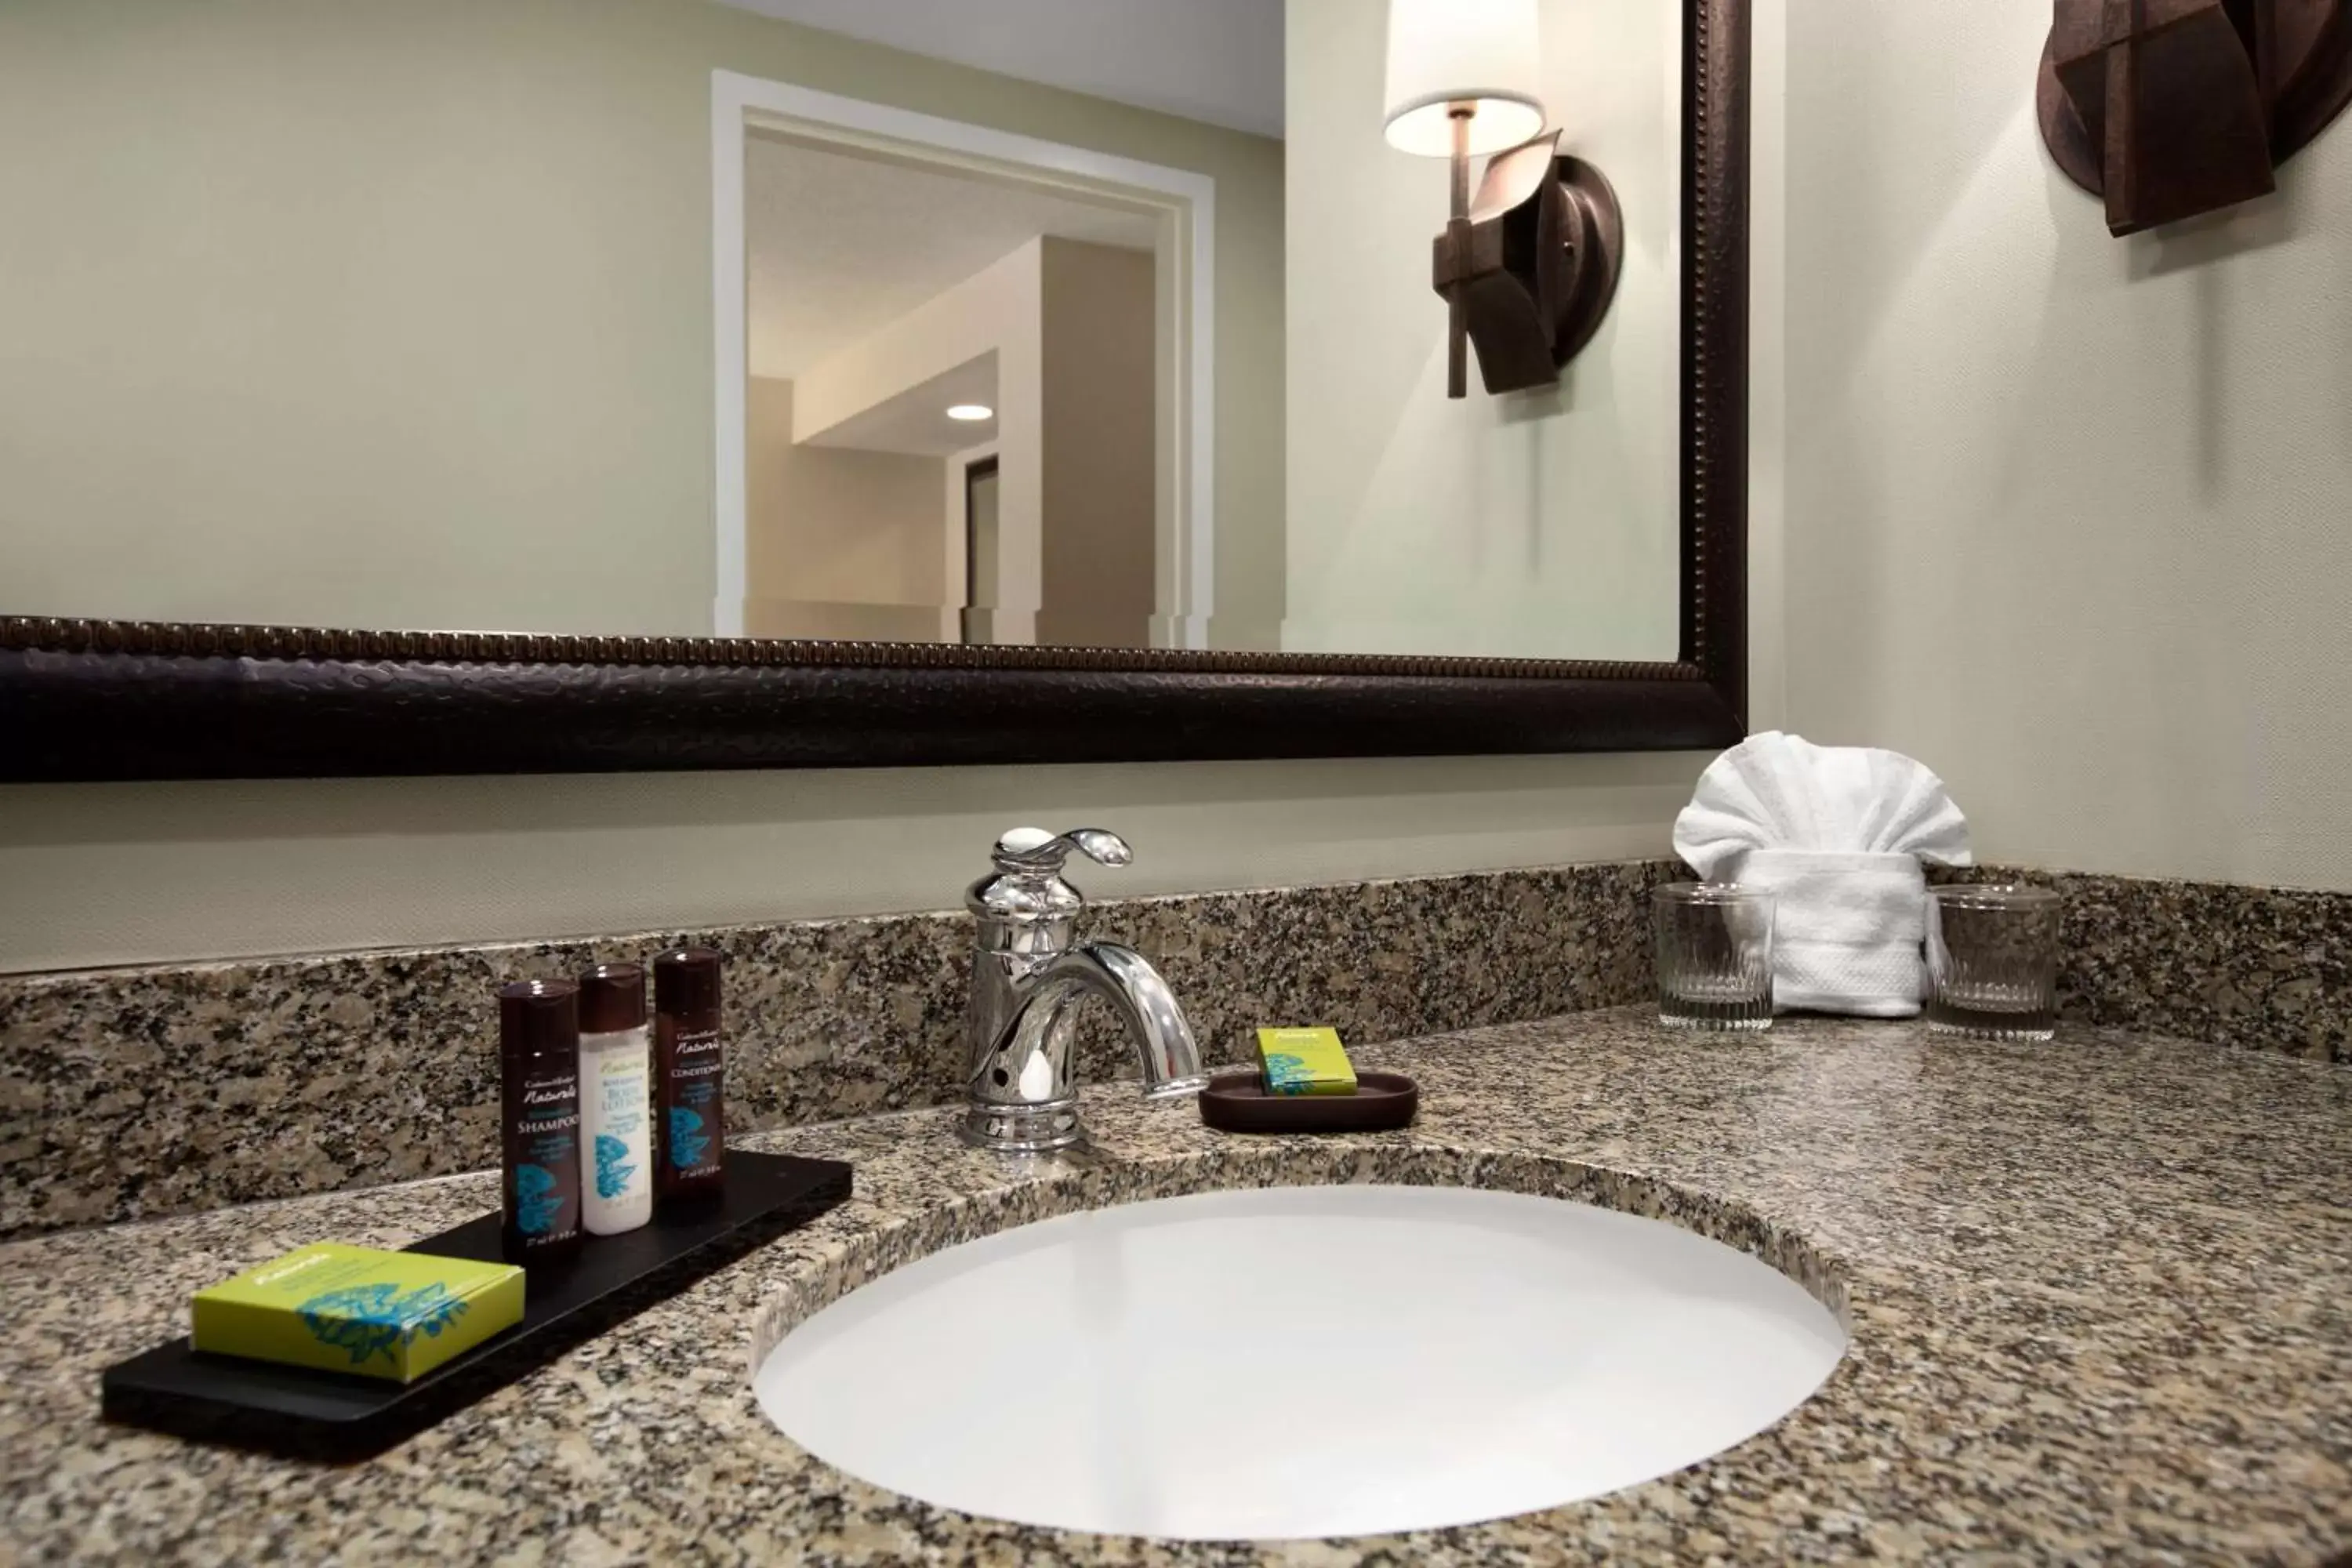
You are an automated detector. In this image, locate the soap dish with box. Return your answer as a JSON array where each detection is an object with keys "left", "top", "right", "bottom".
[{"left": 1197, "top": 1069, "right": 1419, "bottom": 1134}]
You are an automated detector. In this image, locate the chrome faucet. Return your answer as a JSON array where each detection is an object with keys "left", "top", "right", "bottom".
[{"left": 961, "top": 827, "right": 1207, "bottom": 1152}]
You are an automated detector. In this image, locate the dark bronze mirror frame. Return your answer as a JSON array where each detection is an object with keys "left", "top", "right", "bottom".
[{"left": 0, "top": 0, "right": 1748, "bottom": 784}]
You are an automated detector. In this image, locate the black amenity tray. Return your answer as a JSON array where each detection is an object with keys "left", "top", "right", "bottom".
[{"left": 100, "top": 1149, "right": 851, "bottom": 1460}]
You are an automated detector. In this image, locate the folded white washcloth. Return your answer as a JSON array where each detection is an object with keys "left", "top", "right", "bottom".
[{"left": 1671, "top": 732, "right": 1973, "bottom": 1017}]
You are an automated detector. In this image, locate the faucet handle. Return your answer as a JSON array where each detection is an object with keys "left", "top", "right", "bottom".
[{"left": 992, "top": 826, "right": 1133, "bottom": 873}]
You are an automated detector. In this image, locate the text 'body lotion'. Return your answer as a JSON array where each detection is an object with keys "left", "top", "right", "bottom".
[{"left": 577, "top": 963, "right": 655, "bottom": 1235}]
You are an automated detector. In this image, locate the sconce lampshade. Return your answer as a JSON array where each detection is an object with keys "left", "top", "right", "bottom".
[{"left": 1382, "top": 0, "right": 1547, "bottom": 158}]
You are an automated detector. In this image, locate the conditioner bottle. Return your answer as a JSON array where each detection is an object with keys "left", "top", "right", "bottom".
[{"left": 653, "top": 948, "right": 727, "bottom": 1203}]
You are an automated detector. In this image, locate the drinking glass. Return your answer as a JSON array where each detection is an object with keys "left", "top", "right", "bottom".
[
  {"left": 1652, "top": 883, "right": 1776, "bottom": 1031},
  {"left": 1926, "top": 885, "right": 2062, "bottom": 1040}
]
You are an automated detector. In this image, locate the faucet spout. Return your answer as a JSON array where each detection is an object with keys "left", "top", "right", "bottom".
[
  {"left": 1067, "top": 943, "right": 1210, "bottom": 1098},
  {"left": 961, "top": 941, "right": 1207, "bottom": 1152}
]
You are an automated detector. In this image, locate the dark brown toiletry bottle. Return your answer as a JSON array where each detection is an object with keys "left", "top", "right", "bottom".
[
  {"left": 499, "top": 978, "right": 584, "bottom": 1265},
  {"left": 652, "top": 948, "right": 726, "bottom": 1203}
]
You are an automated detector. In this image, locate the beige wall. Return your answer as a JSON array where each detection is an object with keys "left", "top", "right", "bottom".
[
  {"left": 1282, "top": 0, "right": 1683, "bottom": 661},
  {"left": 1781, "top": 0, "right": 2352, "bottom": 889},
  {"left": 1039, "top": 239, "right": 1159, "bottom": 648},
  {"left": 0, "top": 759, "right": 1714, "bottom": 971},
  {"left": 0, "top": 1, "right": 1790, "bottom": 975},
  {"left": 742, "top": 376, "right": 947, "bottom": 639},
  {"left": 0, "top": 0, "right": 1282, "bottom": 637}
]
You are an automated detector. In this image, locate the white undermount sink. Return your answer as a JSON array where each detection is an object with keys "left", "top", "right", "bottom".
[{"left": 754, "top": 1185, "right": 1846, "bottom": 1541}]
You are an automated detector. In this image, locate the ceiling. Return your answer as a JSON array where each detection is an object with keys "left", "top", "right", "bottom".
[
  {"left": 746, "top": 135, "right": 1158, "bottom": 383},
  {"left": 715, "top": 0, "right": 1284, "bottom": 138},
  {"left": 803, "top": 353, "right": 1000, "bottom": 456}
]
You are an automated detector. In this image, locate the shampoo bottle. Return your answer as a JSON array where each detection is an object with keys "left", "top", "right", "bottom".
[
  {"left": 577, "top": 963, "right": 654, "bottom": 1236},
  {"left": 652, "top": 947, "right": 726, "bottom": 1203},
  {"left": 499, "top": 979, "right": 583, "bottom": 1265}
]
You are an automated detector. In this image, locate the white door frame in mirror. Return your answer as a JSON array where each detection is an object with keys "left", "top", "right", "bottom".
[{"left": 710, "top": 71, "right": 1217, "bottom": 648}]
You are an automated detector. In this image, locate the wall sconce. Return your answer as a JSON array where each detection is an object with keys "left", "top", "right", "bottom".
[
  {"left": 2038, "top": 0, "right": 2352, "bottom": 235},
  {"left": 1384, "top": 0, "right": 1623, "bottom": 398}
]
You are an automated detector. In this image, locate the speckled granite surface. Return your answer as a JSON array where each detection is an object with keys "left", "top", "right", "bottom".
[
  {"left": 1960, "top": 866, "right": 2352, "bottom": 1063},
  {"left": 2, "top": 1010, "right": 2346, "bottom": 1564},
  {"left": 9, "top": 858, "right": 2351, "bottom": 1241},
  {"left": 0, "top": 862, "right": 1673, "bottom": 1237}
]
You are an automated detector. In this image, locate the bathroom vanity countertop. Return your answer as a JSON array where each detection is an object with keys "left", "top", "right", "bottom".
[{"left": 2, "top": 1010, "right": 2348, "bottom": 1564}]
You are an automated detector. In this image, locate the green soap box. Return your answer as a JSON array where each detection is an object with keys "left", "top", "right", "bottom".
[
  {"left": 191, "top": 1243, "right": 524, "bottom": 1384},
  {"left": 1257, "top": 1025, "right": 1359, "bottom": 1096}
]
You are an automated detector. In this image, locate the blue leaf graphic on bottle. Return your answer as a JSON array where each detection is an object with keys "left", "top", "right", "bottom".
[
  {"left": 594, "top": 1134, "right": 637, "bottom": 1200},
  {"left": 667, "top": 1106, "right": 710, "bottom": 1170},
  {"left": 514, "top": 1162, "right": 564, "bottom": 1234},
  {"left": 297, "top": 1283, "right": 470, "bottom": 1367}
]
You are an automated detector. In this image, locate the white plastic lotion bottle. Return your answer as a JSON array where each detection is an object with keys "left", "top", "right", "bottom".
[{"left": 576, "top": 964, "right": 655, "bottom": 1235}]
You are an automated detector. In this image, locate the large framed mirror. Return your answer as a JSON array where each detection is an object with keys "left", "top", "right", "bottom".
[{"left": 0, "top": 0, "right": 1749, "bottom": 780}]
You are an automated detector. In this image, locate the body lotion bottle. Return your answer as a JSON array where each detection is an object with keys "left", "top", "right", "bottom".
[{"left": 577, "top": 963, "right": 654, "bottom": 1236}]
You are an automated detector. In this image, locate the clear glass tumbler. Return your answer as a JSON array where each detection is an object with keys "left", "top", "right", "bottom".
[
  {"left": 1652, "top": 883, "right": 1776, "bottom": 1031},
  {"left": 1926, "top": 885, "right": 2063, "bottom": 1040}
]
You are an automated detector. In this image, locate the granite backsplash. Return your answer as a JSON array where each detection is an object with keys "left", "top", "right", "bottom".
[
  {"left": 0, "top": 860, "right": 1674, "bottom": 1238},
  {"left": 1952, "top": 866, "right": 2352, "bottom": 1063},
  {"left": 2, "top": 857, "right": 2344, "bottom": 1240}
]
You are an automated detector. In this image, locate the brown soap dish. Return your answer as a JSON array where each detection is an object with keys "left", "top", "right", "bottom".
[{"left": 1198, "top": 1070, "right": 1419, "bottom": 1134}]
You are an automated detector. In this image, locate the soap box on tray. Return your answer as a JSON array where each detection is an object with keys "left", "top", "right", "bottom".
[
  {"left": 191, "top": 1242, "right": 524, "bottom": 1383},
  {"left": 1256, "top": 1026, "right": 1359, "bottom": 1095}
]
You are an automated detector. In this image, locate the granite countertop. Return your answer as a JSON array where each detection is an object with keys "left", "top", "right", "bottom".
[{"left": 2, "top": 1009, "right": 2348, "bottom": 1564}]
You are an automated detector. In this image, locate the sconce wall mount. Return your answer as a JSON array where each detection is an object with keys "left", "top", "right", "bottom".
[
  {"left": 1432, "top": 133, "right": 1624, "bottom": 397},
  {"left": 1383, "top": 0, "right": 1621, "bottom": 399},
  {"left": 2038, "top": 0, "right": 2352, "bottom": 234}
]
